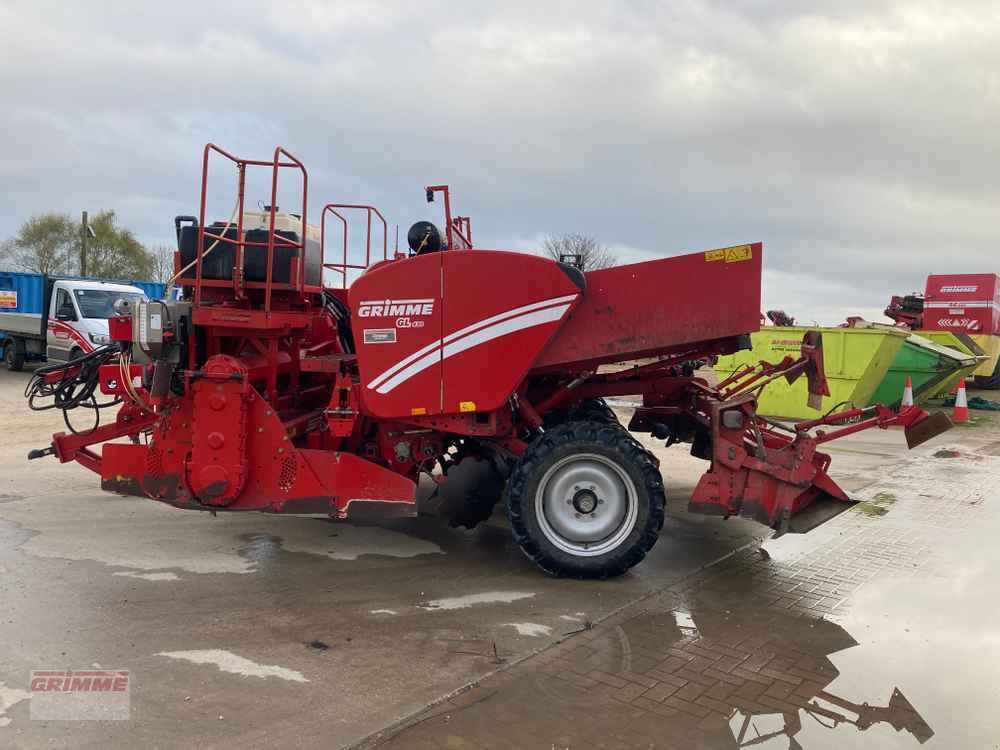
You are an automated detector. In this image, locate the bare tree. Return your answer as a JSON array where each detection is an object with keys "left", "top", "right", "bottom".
[
  {"left": 541, "top": 233, "right": 614, "bottom": 271},
  {"left": 149, "top": 244, "right": 175, "bottom": 283}
]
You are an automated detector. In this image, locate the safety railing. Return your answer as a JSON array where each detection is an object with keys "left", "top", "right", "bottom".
[
  {"left": 184, "top": 144, "right": 313, "bottom": 313},
  {"left": 320, "top": 204, "right": 388, "bottom": 288}
]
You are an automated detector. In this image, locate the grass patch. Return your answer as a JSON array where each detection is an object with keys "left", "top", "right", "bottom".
[{"left": 853, "top": 491, "right": 897, "bottom": 517}]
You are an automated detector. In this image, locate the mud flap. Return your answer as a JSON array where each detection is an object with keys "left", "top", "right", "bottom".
[
  {"left": 904, "top": 411, "right": 953, "bottom": 449},
  {"left": 786, "top": 495, "right": 856, "bottom": 534},
  {"left": 297, "top": 450, "right": 417, "bottom": 519},
  {"left": 784, "top": 463, "right": 854, "bottom": 534},
  {"left": 101, "top": 443, "right": 149, "bottom": 497}
]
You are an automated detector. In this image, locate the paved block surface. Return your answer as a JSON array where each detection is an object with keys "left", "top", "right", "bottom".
[{"left": 372, "top": 426, "right": 1000, "bottom": 749}]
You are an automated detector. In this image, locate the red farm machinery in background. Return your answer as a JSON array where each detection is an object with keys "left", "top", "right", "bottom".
[
  {"left": 885, "top": 273, "right": 1000, "bottom": 388},
  {"left": 24, "top": 145, "right": 951, "bottom": 578}
]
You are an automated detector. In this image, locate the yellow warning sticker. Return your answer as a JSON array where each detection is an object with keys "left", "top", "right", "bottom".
[
  {"left": 410, "top": 407, "right": 427, "bottom": 416},
  {"left": 459, "top": 401, "right": 476, "bottom": 413},
  {"left": 705, "top": 244, "right": 753, "bottom": 263},
  {"left": 725, "top": 245, "right": 752, "bottom": 263}
]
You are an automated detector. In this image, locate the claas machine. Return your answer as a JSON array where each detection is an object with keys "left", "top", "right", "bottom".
[{"left": 24, "top": 145, "right": 951, "bottom": 578}]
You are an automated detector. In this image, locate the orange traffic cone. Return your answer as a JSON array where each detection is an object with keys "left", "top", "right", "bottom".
[
  {"left": 953, "top": 378, "right": 969, "bottom": 423},
  {"left": 901, "top": 375, "right": 914, "bottom": 408}
]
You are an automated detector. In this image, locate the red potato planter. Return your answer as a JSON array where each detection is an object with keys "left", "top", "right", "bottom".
[{"left": 25, "top": 145, "right": 951, "bottom": 578}]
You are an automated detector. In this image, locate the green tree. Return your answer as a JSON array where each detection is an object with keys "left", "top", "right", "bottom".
[
  {"left": 84, "top": 210, "right": 155, "bottom": 280},
  {"left": 1, "top": 213, "right": 76, "bottom": 274}
]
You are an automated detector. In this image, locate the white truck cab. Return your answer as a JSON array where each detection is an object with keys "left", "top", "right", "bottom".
[
  {"left": 0, "top": 276, "right": 148, "bottom": 370},
  {"left": 46, "top": 280, "right": 147, "bottom": 361}
]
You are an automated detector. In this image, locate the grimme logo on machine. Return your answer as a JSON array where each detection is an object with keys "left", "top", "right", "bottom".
[
  {"left": 939, "top": 285, "right": 978, "bottom": 293},
  {"left": 358, "top": 298, "right": 434, "bottom": 329}
]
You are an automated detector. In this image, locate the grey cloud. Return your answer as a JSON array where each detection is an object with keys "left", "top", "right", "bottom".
[{"left": 1, "top": 0, "right": 997, "bottom": 323}]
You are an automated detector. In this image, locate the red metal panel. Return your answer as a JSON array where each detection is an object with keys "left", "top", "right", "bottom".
[
  {"left": 439, "top": 250, "right": 581, "bottom": 414},
  {"left": 923, "top": 273, "right": 1000, "bottom": 334},
  {"left": 349, "top": 253, "right": 444, "bottom": 418},
  {"left": 107, "top": 316, "right": 132, "bottom": 341},
  {"left": 534, "top": 243, "right": 763, "bottom": 370}
]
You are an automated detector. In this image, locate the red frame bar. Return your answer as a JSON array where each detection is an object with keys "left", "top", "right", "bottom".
[{"left": 425, "top": 185, "right": 473, "bottom": 249}]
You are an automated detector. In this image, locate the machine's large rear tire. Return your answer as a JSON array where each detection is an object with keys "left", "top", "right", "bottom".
[
  {"left": 506, "top": 421, "right": 665, "bottom": 578},
  {"left": 438, "top": 454, "right": 510, "bottom": 529},
  {"left": 974, "top": 357, "right": 1000, "bottom": 389},
  {"left": 543, "top": 397, "right": 619, "bottom": 428}
]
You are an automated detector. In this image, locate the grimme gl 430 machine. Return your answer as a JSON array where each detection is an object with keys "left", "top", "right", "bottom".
[{"left": 25, "top": 145, "right": 951, "bottom": 578}]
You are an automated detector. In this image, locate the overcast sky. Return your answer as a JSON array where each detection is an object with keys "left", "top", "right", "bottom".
[{"left": 2, "top": 0, "right": 997, "bottom": 323}]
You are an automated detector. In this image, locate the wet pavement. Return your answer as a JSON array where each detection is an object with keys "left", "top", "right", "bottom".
[
  {"left": 0, "top": 362, "right": 997, "bottom": 748},
  {"left": 371, "top": 421, "right": 1000, "bottom": 750}
]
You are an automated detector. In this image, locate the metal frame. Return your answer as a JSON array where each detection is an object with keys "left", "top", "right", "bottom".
[
  {"left": 320, "top": 204, "right": 388, "bottom": 287},
  {"left": 425, "top": 185, "right": 473, "bottom": 250},
  {"left": 188, "top": 144, "right": 312, "bottom": 312}
]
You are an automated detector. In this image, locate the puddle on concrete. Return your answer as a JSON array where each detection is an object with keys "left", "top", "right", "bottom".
[
  {"left": 826, "top": 521, "right": 1000, "bottom": 749},
  {"left": 0, "top": 682, "right": 30, "bottom": 728},
  {"left": 503, "top": 622, "right": 552, "bottom": 637},
  {"left": 420, "top": 591, "right": 535, "bottom": 610},
  {"left": 113, "top": 571, "right": 180, "bottom": 582},
  {"left": 398, "top": 596, "right": 941, "bottom": 749},
  {"left": 0, "top": 495, "right": 442, "bottom": 577},
  {"left": 281, "top": 521, "right": 442, "bottom": 561},
  {"left": 240, "top": 532, "right": 284, "bottom": 563},
  {"left": 932, "top": 449, "right": 962, "bottom": 459},
  {"left": 156, "top": 649, "right": 309, "bottom": 683}
]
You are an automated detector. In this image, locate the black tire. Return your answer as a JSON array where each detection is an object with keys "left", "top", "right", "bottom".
[
  {"left": 437, "top": 455, "right": 510, "bottom": 529},
  {"left": 543, "top": 397, "right": 619, "bottom": 428},
  {"left": 974, "top": 358, "right": 1000, "bottom": 389},
  {"left": 4, "top": 341, "right": 25, "bottom": 371},
  {"left": 506, "top": 421, "right": 665, "bottom": 578}
]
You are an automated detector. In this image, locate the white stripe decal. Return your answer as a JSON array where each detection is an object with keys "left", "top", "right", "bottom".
[
  {"left": 373, "top": 304, "right": 572, "bottom": 394},
  {"left": 366, "top": 294, "right": 578, "bottom": 390},
  {"left": 47, "top": 319, "right": 93, "bottom": 352}
]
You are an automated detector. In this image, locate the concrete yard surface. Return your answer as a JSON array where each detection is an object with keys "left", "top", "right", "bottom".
[{"left": 0, "top": 363, "right": 998, "bottom": 748}]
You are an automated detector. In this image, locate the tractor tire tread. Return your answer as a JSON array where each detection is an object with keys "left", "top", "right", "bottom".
[
  {"left": 439, "top": 456, "right": 509, "bottom": 530},
  {"left": 544, "top": 398, "right": 620, "bottom": 428},
  {"left": 506, "top": 420, "right": 665, "bottom": 579}
]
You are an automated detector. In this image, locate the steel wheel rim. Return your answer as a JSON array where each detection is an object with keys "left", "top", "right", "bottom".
[{"left": 534, "top": 452, "right": 639, "bottom": 557}]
